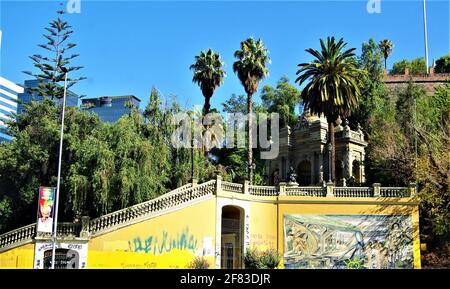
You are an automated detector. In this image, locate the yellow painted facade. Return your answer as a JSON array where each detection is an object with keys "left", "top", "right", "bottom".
[
  {"left": 0, "top": 243, "right": 34, "bottom": 269},
  {"left": 88, "top": 197, "right": 217, "bottom": 269},
  {"left": 0, "top": 188, "right": 421, "bottom": 269}
]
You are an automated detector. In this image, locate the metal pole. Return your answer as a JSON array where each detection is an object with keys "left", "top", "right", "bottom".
[
  {"left": 423, "top": 0, "right": 429, "bottom": 74},
  {"left": 51, "top": 72, "right": 67, "bottom": 269}
]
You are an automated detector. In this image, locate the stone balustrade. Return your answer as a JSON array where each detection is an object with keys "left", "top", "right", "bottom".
[
  {"left": 0, "top": 178, "right": 416, "bottom": 251},
  {"left": 249, "top": 185, "right": 278, "bottom": 196},
  {"left": 221, "top": 181, "right": 243, "bottom": 193},
  {"left": 89, "top": 180, "right": 216, "bottom": 235},
  {"left": 285, "top": 186, "right": 325, "bottom": 197}
]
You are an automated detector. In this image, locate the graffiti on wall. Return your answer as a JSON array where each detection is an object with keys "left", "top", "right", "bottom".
[
  {"left": 128, "top": 227, "right": 198, "bottom": 255},
  {"left": 283, "top": 215, "right": 414, "bottom": 269}
]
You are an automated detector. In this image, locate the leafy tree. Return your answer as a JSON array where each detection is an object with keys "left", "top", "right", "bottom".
[
  {"left": 23, "top": 7, "right": 85, "bottom": 99},
  {"left": 378, "top": 39, "right": 393, "bottom": 69},
  {"left": 391, "top": 58, "right": 427, "bottom": 75},
  {"left": 233, "top": 37, "right": 270, "bottom": 184},
  {"left": 260, "top": 76, "right": 301, "bottom": 128},
  {"left": 391, "top": 59, "right": 410, "bottom": 75},
  {"left": 349, "top": 38, "right": 386, "bottom": 132},
  {"left": 434, "top": 54, "right": 450, "bottom": 73},
  {"left": 295, "top": 37, "right": 364, "bottom": 182},
  {"left": 190, "top": 49, "right": 226, "bottom": 116}
]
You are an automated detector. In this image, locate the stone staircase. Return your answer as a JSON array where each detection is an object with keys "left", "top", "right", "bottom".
[{"left": 0, "top": 177, "right": 416, "bottom": 252}]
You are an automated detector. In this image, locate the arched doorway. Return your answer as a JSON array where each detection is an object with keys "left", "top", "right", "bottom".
[
  {"left": 352, "top": 160, "right": 361, "bottom": 184},
  {"left": 297, "top": 160, "right": 311, "bottom": 185},
  {"left": 43, "top": 249, "right": 79, "bottom": 269},
  {"left": 221, "top": 206, "right": 244, "bottom": 269}
]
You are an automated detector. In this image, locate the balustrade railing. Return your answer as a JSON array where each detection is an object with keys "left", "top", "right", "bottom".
[
  {"left": 0, "top": 179, "right": 415, "bottom": 251},
  {"left": 285, "top": 186, "right": 325, "bottom": 196},
  {"left": 221, "top": 181, "right": 243, "bottom": 194},
  {"left": 334, "top": 187, "right": 373, "bottom": 197},
  {"left": 249, "top": 185, "right": 278, "bottom": 196},
  {"left": 89, "top": 180, "right": 216, "bottom": 235},
  {"left": 381, "top": 187, "right": 410, "bottom": 197}
]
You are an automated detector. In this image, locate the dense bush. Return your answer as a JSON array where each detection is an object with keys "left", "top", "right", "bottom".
[
  {"left": 244, "top": 248, "right": 281, "bottom": 269},
  {"left": 187, "top": 256, "right": 210, "bottom": 269}
]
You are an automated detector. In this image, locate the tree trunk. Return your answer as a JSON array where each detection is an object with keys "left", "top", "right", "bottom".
[
  {"left": 203, "top": 95, "right": 211, "bottom": 158},
  {"left": 385, "top": 57, "right": 387, "bottom": 70},
  {"left": 248, "top": 92, "right": 253, "bottom": 184},
  {"left": 328, "top": 121, "right": 336, "bottom": 183}
]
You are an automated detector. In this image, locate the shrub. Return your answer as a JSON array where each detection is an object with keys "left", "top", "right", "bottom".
[
  {"left": 244, "top": 248, "right": 262, "bottom": 269},
  {"left": 244, "top": 248, "right": 281, "bottom": 269},
  {"left": 187, "top": 256, "right": 210, "bottom": 269},
  {"left": 260, "top": 249, "right": 281, "bottom": 269}
]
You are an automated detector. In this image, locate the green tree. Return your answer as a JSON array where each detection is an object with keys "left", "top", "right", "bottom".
[
  {"left": 260, "top": 76, "right": 301, "bottom": 128},
  {"left": 23, "top": 8, "right": 85, "bottom": 99},
  {"left": 190, "top": 49, "right": 226, "bottom": 116},
  {"left": 295, "top": 37, "right": 364, "bottom": 182},
  {"left": 233, "top": 37, "right": 271, "bottom": 184},
  {"left": 378, "top": 39, "right": 393, "bottom": 69},
  {"left": 434, "top": 54, "right": 450, "bottom": 73},
  {"left": 391, "top": 58, "right": 427, "bottom": 75},
  {"left": 391, "top": 59, "right": 410, "bottom": 75}
]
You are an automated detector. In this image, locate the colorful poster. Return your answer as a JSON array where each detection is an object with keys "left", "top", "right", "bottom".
[
  {"left": 283, "top": 214, "right": 414, "bottom": 269},
  {"left": 37, "top": 186, "right": 56, "bottom": 233}
]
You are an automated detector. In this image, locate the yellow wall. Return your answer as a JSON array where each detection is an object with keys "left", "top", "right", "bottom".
[
  {"left": 87, "top": 198, "right": 216, "bottom": 269},
  {"left": 277, "top": 197, "right": 421, "bottom": 269},
  {"left": 249, "top": 201, "right": 278, "bottom": 251},
  {"left": 0, "top": 243, "right": 34, "bottom": 269}
]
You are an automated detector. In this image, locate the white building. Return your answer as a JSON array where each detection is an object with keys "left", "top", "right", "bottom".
[{"left": 0, "top": 76, "right": 23, "bottom": 142}]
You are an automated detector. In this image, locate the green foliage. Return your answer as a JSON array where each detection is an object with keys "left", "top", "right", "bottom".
[
  {"left": 23, "top": 8, "right": 85, "bottom": 99},
  {"left": 0, "top": 88, "right": 230, "bottom": 232},
  {"left": 244, "top": 248, "right": 281, "bottom": 269},
  {"left": 295, "top": 36, "right": 365, "bottom": 122},
  {"left": 378, "top": 39, "right": 393, "bottom": 69},
  {"left": 434, "top": 54, "right": 450, "bottom": 73},
  {"left": 391, "top": 58, "right": 427, "bottom": 75},
  {"left": 187, "top": 256, "right": 210, "bottom": 269},
  {"left": 190, "top": 49, "right": 226, "bottom": 115},
  {"left": 261, "top": 76, "right": 301, "bottom": 128},
  {"left": 243, "top": 248, "right": 262, "bottom": 269}
]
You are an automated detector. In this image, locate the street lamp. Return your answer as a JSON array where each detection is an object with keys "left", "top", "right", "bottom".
[{"left": 51, "top": 67, "right": 68, "bottom": 269}]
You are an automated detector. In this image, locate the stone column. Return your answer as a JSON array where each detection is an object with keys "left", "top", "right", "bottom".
[{"left": 372, "top": 183, "right": 381, "bottom": 197}]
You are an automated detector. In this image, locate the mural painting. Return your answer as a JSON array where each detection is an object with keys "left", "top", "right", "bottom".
[{"left": 283, "top": 214, "right": 414, "bottom": 269}]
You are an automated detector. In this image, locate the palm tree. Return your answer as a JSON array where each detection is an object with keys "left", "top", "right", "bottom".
[
  {"left": 233, "top": 37, "right": 271, "bottom": 184},
  {"left": 190, "top": 49, "right": 226, "bottom": 116},
  {"left": 379, "top": 39, "right": 394, "bottom": 70},
  {"left": 295, "top": 37, "right": 364, "bottom": 183}
]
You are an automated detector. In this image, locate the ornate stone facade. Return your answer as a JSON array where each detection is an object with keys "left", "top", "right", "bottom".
[{"left": 266, "top": 113, "right": 368, "bottom": 186}]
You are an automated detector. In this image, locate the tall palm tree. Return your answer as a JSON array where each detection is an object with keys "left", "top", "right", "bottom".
[
  {"left": 233, "top": 37, "right": 271, "bottom": 184},
  {"left": 190, "top": 49, "right": 226, "bottom": 116},
  {"left": 295, "top": 37, "right": 364, "bottom": 183},
  {"left": 379, "top": 39, "right": 394, "bottom": 70}
]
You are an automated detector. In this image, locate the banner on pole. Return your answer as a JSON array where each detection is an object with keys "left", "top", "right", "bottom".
[{"left": 36, "top": 186, "right": 56, "bottom": 233}]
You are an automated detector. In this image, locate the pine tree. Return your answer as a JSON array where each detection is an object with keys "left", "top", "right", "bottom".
[{"left": 23, "top": 6, "right": 85, "bottom": 100}]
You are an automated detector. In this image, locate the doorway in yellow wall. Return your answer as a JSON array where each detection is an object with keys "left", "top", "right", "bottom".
[{"left": 221, "top": 206, "right": 244, "bottom": 269}]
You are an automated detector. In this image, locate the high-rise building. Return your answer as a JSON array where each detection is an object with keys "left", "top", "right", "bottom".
[
  {"left": 16, "top": 79, "right": 79, "bottom": 115},
  {"left": 0, "top": 77, "right": 23, "bottom": 142},
  {"left": 81, "top": 95, "right": 141, "bottom": 122}
]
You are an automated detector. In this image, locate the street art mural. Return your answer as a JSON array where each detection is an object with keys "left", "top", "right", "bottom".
[{"left": 283, "top": 215, "right": 414, "bottom": 269}]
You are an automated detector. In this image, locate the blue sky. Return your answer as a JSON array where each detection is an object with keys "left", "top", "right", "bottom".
[{"left": 1, "top": 0, "right": 449, "bottom": 111}]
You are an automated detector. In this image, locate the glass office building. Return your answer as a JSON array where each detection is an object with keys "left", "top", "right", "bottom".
[
  {"left": 0, "top": 77, "right": 23, "bottom": 142},
  {"left": 81, "top": 95, "right": 141, "bottom": 122},
  {"left": 17, "top": 79, "right": 79, "bottom": 115}
]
